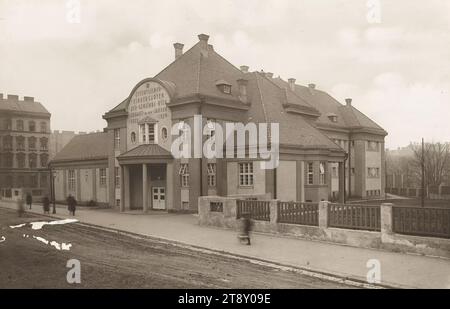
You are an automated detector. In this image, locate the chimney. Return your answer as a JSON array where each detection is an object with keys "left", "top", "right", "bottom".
[
  {"left": 240, "top": 65, "right": 249, "bottom": 73},
  {"left": 345, "top": 98, "right": 352, "bottom": 106},
  {"left": 198, "top": 33, "right": 210, "bottom": 56},
  {"left": 308, "top": 83, "right": 316, "bottom": 90},
  {"left": 7, "top": 94, "right": 18, "bottom": 100},
  {"left": 237, "top": 78, "right": 249, "bottom": 104},
  {"left": 24, "top": 96, "right": 34, "bottom": 102},
  {"left": 288, "top": 78, "right": 296, "bottom": 91},
  {"left": 266, "top": 72, "right": 274, "bottom": 78},
  {"left": 173, "top": 43, "right": 184, "bottom": 59},
  {"left": 208, "top": 44, "right": 214, "bottom": 51}
]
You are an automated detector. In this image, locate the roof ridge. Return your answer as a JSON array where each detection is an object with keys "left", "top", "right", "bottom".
[{"left": 254, "top": 73, "right": 269, "bottom": 123}]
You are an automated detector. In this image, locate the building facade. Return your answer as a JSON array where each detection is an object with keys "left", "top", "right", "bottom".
[
  {"left": 51, "top": 34, "right": 387, "bottom": 211},
  {"left": 0, "top": 94, "right": 51, "bottom": 200}
]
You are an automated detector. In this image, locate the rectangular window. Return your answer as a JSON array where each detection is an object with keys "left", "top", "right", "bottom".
[
  {"left": 307, "top": 162, "right": 314, "bottom": 185},
  {"left": 148, "top": 123, "right": 155, "bottom": 143},
  {"left": 332, "top": 166, "right": 338, "bottom": 178},
  {"left": 116, "top": 199, "right": 121, "bottom": 207},
  {"left": 68, "top": 170, "right": 76, "bottom": 191},
  {"left": 115, "top": 167, "right": 120, "bottom": 188},
  {"left": 207, "top": 163, "right": 216, "bottom": 187},
  {"left": 319, "top": 162, "right": 326, "bottom": 185},
  {"left": 140, "top": 124, "right": 147, "bottom": 143},
  {"left": 179, "top": 163, "right": 189, "bottom": 188},
  {"left": 238, "top": 162, "right": 254, "bottom": 186},
  {"left": 114, "top": 129, "right": 120, "bottom": 149},
  {"left": 351, "top": 168, "right": 355, "bottom": 176},
  {"left": 99, "top": 168, "right": 107, "bottom": 186}
]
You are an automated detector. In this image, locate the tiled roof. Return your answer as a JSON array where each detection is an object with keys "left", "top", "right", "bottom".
[
  {"left": 272, "top": 79, "right": 386, "bottom": 133},
  {"left": 51, "top": 132, "right": 108, "bottom": 163},
  {"left": 0, "top": 96, "right": 50, "bottom": 115},
  {"left": 118, "top": 144, "right": 173, "bottom": 159},
  {"left": 246, "top": 72, "right": 341, "bottom": 149},
  {"left": 104, "top": 34, "right": 386, "bottom": 152}
]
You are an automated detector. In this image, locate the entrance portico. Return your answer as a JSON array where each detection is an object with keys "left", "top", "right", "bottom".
[{"left": 117, "top": 144, "right": 173, "bottom": 212}]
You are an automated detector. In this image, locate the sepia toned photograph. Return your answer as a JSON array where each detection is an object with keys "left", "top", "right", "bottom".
[{"left": 0, "top": 0, "right": 449, "bottom": 297}]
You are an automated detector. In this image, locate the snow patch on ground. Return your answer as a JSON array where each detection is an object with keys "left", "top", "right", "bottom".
[
  {"left": 10, "top": 223, "right": 26, "bottom": 229},
  {"left": 30, "top": 219, "right": 78, "bottom": 230},
  {"left": 0, "top": 236, "right": 5, "bottom": 243},
  {"left": 28, "top": 235, "right": 72, "bottom": 251}
]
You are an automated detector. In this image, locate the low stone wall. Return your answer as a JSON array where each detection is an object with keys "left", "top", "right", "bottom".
[{"left": 198, "top": 196, "right": 450, "bottom": 258}]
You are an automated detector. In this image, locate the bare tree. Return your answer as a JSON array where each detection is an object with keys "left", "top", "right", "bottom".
[{"left": 411, "top": 142, "right": 450, "bottom": 188}]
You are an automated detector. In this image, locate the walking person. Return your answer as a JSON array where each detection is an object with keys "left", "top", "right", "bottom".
[
  {"left": 67, "top": 194, "right": 77, "bottom": 216},
  {"left": 238, "top": 212, "right": 253, "bottom": 245},
  {"left": 42, "top": 195, "right": 50, "bottom": 214},
  {"left": 26, "top": 193, "right": 32, "bottom": 210}
]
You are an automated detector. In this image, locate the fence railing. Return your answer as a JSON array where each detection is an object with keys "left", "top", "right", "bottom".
[
  {"left": 236, "top": 200, "right": 270, "bottom": 221},
  {"left": 393, "top": 207, "right": 450, "bottom": 239},
  {"left": 328, "top": 203, "right": 381, "bottom": 231},
  {"left": 277, "top": 202, "right": 319, "bottom": 226}
]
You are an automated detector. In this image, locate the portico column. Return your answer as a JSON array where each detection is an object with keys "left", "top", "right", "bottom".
[
  {"left": 143, "top": 163, "right": 148, "bottom": 213},
  {"left": 338, "top": 162, "right": 345, "bottom": 204},
  {"left": 120, "top": 166, "right": 125, "bottom": 212}
]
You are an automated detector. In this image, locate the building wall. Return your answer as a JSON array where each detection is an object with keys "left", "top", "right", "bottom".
[
  {"left": 53, "top": 165, "right": 109, "bottom": 205},
  {"left": 226, "top": 161, "right": 266, "bottom": 196},
  {"left": 276, "top": 160, "right": 297, "bottom": 201}
]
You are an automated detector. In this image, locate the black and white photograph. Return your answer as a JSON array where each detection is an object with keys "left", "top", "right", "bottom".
[{"left": 0, "top": 0, "right": 449, "bottom": 298}]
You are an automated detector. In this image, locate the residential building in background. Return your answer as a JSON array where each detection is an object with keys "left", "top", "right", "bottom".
[
  {"left": 0, "top": 94, "right": 51, "bottom": 200},
  {"left": 50, "top": 34, "right": 387, "bottom": 211}
]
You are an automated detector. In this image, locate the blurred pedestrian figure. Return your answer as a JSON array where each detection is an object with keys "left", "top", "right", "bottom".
[
  {"left": 26, "top": 193, "right": 32, "bottom": 210},
  {"left": 17, "top": 195, "right": 25, "bottom": 218},
  {"left": 43, "top": 195, "right": 50, "bottom": 214},
  {"left": 67, "top": 194, "right": 77, "bottom": 216},
  {"left": 238, "top": 212, "right": 253, "bottom": 245}
]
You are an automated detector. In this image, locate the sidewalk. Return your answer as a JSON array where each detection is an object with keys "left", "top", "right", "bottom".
[{"left": 1, "top": 200, "right": 449, "bottom": 289}]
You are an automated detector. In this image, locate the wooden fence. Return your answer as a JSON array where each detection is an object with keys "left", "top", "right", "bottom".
[
  {"left": 277, "top": 202, "right": 319, "bottom": 226},
  {"left": 328, "top": 203, "right": 381, "bottom": 231},
  {"left": 236, "top": 200, "right": 270, "bottom": 221},
  {"left": 393, "top": 207, "right": 450, "bottom": 239}
]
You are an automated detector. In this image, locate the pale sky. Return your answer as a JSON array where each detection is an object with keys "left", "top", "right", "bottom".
[{"left": 1, "top": 0, "right": 449, "bottom": 149}]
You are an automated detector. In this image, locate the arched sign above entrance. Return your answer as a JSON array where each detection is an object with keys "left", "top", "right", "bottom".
[{"left": 126, "top": 79, "right": 173, "bottom": 151}]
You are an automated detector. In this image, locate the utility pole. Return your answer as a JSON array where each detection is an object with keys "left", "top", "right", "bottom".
[{"left": 421, "top": 138, "right": 425, "bottom": 208}]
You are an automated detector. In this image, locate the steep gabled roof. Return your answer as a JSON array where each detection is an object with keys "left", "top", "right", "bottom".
[
  {"left": 51, "top": 132, "right": 108, "bottom": 163},
  {"left": 274, "top": 80, "right": 386, "bottom": 134},
  {"left": 0, "top": 96, "right": 50, "bottom": 115},
  {"left": 246, "top": 72, "right": 342, "bottom": 149}
]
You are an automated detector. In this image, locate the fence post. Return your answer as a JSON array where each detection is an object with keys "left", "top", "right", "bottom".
[
  {"left": 318, "top": 201, "right": 329, "bottom": 228},
  {"left": 269, "top": 200, "right": 278, "bottom": 224},
  {"left": 380, "top": 203, "right": 393, "bottom": 237}
]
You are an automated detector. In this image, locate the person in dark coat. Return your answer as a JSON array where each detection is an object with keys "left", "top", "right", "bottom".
[
  {"left": 26, "top": 193, "right": 32, "bottom": 210},
  {"left": 43, "top": 196, "right": 50, "bottom": 214},
  {"left": 67, "top": 194, "right": 77, "bottom": 216},
  {"left": 238, "top": 212, "right": 253, "bottom": 245}
]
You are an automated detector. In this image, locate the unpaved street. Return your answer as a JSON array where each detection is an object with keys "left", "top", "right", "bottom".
[{"left": 0, "top": 208, "right": 354, "bottom": 288}]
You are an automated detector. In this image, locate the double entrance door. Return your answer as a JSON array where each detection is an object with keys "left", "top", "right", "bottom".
[{"left": 152, "top": 187, "right": 165, "bottom": 210}]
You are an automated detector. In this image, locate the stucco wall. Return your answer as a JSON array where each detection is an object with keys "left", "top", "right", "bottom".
[
  {"left": 276, "top": 161, "right": 297, "bottom": 201},
  {"left": 226, "top": 161, "right": 266, "bottom": 196}
]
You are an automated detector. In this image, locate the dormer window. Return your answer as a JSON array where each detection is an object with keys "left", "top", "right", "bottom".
[
  {"left": 215, "top": 80, "right": 232, "bottom": 94},
  {"left": 327, "top": 113, "right": 338, "bottom": 123}
]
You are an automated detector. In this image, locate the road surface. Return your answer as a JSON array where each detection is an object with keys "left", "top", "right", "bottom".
[{"left": 0, "top": 208, "right": 354, "bottom": 288}]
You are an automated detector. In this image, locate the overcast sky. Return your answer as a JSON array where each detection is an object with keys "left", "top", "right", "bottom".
[{"left": 1, "top": 0, "right": 449, "bottom": 149}]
